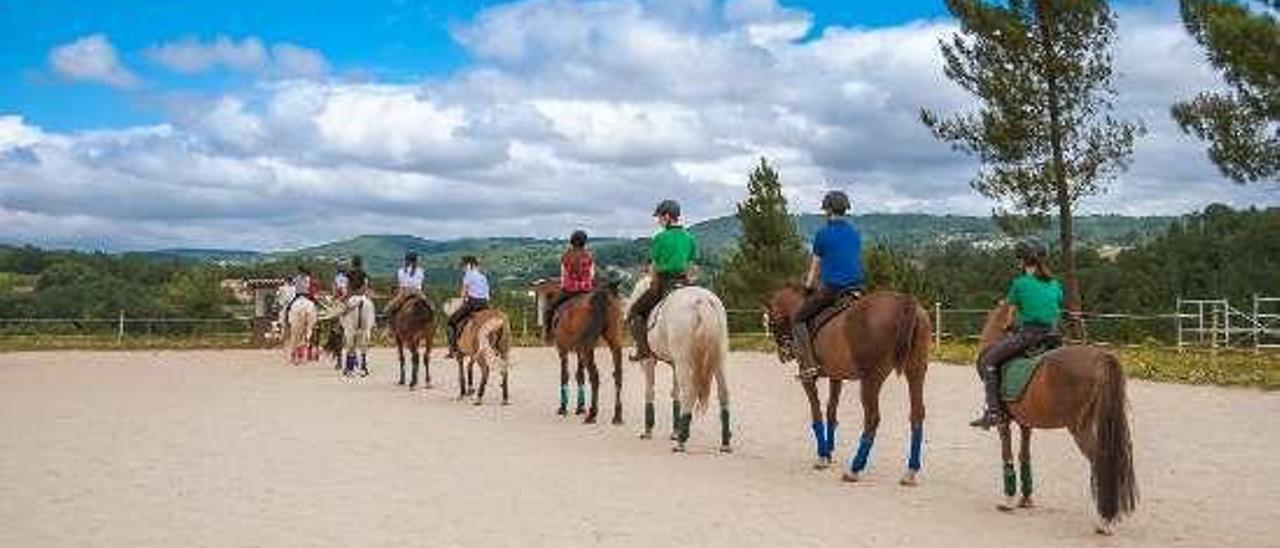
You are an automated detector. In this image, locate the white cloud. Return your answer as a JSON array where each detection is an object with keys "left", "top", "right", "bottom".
[
  {"left": 145, "top": 35, "right": 329, "bottom": 77},
  {"left": 6, "top": 2, "right": 1278, "bottom": 251},
  {"left": 47, "top": 34, "right": 139, "bottom": 88}
]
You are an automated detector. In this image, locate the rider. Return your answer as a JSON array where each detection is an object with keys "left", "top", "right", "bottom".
[
  {"left": 543, "top": 230, "right": 596, "bottom": 341},
  {"left": 970, "top": 238, "right": 1063, "bottom": 429},
  {"left": 345, "top": 255, "right": 370, "bottom": 299},
  {"left": 285, "top": 264, "right": 315, "bottom": 317},
  {"left": 333, "top": 262, "right": 350, "bottom": 300},
  {"left": 792, "top": 191, "right": 865, "bottom": 380},
  {"left": 384, "top": 252, "right": 426, "bottom": 318},
  {"left": 628, "top": 199, "right": 698, "bottom": 361},
  {"left": 447, "top": 255, "right": 491, "bottom": 358}
]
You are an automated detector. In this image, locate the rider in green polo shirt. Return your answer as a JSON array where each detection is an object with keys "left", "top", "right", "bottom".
[{"left": 628, "top": 199, "right": 698, "bottom": 361}]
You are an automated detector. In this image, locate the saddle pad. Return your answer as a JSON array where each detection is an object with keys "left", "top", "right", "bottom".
[{"left": 1001, "top": 355, "right": 1044, "bottom": 403}]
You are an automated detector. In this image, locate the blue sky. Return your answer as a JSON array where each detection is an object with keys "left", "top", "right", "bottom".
[
  {"left": 3, "top": 1, "right": 952, "bottom": 131},
  {"left": 0, "top": 0, "right": 1273, "bottom": 250}
]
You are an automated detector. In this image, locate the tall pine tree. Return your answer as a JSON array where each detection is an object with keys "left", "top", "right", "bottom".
[
  {"left": 1174, "top": 0, "right": 1280, "bottom": 182},
  {"left": 720, "top": 159, "right": 808, "bottom": 306},
  {"left": 920, "top": 0, "right": 1143, "bottom": 337}
]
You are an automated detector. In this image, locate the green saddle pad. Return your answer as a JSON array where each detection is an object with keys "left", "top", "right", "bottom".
[{"left": 1001, "top": 355, "right": 1045, "bottom": 403}]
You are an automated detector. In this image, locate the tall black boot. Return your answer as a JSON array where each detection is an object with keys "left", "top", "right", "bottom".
[
  {"left": 791, "top": 321, "right": 819, "bottom": 380},
  {"left": 629, "top": 316, "right": 652, "bottom": 362},
  {"left": 969, "top": 362, "right": 1006, "bottom": 429}
]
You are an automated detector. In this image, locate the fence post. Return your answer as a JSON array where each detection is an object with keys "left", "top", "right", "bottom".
[
  {"left": 117, "top": 310, "right": 125, "bottom": 344},
  {"left": 933, "top": 302, "right": 942, "bottom": 350},
  {"left": 1175, "top": 298, "right": 1183, "bottom": 352}
]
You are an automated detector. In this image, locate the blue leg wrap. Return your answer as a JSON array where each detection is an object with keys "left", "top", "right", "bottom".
[
  {"left": 811, "top": 422, "right": 827, "bottom": 458},
  {"left": 825, "top": 422, "right": 838, "bottom": 458},
  {"left": 908, "top": 423, "right": 924, "bottom": 472},
  {"left": 849, "top": 431, "right": 876, "bottom": 474}
]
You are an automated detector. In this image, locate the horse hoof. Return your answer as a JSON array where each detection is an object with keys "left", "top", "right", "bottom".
[
  {"left": 1018, "top": 497, "right": 1034, "bottom": 509},
  {"left": 719, "top": 445, "right": 733, "bottom": 454},
  {"left": 574, "top": 408, "right": 585, "bottom": 416},
  {"left": 584, "top": 417, "right": 597, "bottom": 424},
  {"left": 501, "top": 400, "right": 510, "bottom": 406},
  {"left": 611, "top": 417, "right": 623, "bottom": 426},
  {"left": 1095, "top": 523, "right": 1114, "bottom": 536},
  {"left": 813, "top": 458, "right": 832, "bottom": 470},
  {"left": 841, "top": 472, "right": 860, "bottom": 483},
  {"left": 397, "top": 380, "right": 406, "bottom": 386},
  {"left": 472, "top": 399, "right": 482, "bottom": 406},
  {"left": 997, "top": 504, "right": 1016, "bottom": 513},
  {"left": 556, "top": 407, "right": 567, "bottom": 416},
  {"left": 639, "top": 431, "right": 653, "bottom": 440},
  {"left": 672, "top": 443, "right": 686, "bottom": 453},
  {"left": 899, "top": 472, "right": 919, "bottom": 487}
]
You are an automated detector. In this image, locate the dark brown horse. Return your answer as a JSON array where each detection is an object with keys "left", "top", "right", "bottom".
[
  {"left": 978, "top": 304, "right": 1136, "bottom": 534},
  {"left": 539, "top": 284, "right": 626, "bottom": 424},
  {"left": 391, "top": 294, "right": 437, "bottom": 389},
  {"left": 764, "top": 284, "right": 932, "bottom": 484}
]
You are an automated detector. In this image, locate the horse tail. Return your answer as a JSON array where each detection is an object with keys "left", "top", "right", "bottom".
[
  {"left": 689, "top": 298, "right": 725, "bottom": 413},
  {"left": 892, "top": 294, "right": 921, "bottom": 374},
  {"left": 575, "top": 289, "right": 612, "bottom": 349},
  {"left": 480, "top": 316, "right": 511, "bottom": 373},
  {"left": 1092, "top": 351, "right": 1137, "bottom": 525}
]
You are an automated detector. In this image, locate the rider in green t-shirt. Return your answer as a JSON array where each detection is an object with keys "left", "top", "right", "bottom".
[
  {"left": 971, "top": 238, "right": 1064, "bottom": 428},
  {"left": 628, "top": 199, "right": 698, "bottom": 361}
]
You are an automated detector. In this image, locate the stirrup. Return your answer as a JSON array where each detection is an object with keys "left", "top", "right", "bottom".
[
  {"left": 969, "top": 409, "right": 1006, "bottom": 429},
  {"left": 794, "top": 365, "right": 819, "bottom": 381}
]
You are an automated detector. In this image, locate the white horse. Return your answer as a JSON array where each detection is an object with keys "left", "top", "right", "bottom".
[
  {"left": 627, "top": 277, "right": 732, "bottom": 453},
  {"left": 321, "top": 294, "right": 376, "bottom": 376},
  {"left": 276, "top": 283, "right": 317, "bottom": 365}
]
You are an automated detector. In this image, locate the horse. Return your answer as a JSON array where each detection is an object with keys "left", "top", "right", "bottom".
[
  {"left": 977, "top": 304, "right": 1136, "bottom": 534},
  {"left": 276, "top": 283, "right": 317, "bottom": 365},
  {"left": 443, "top": 298, "right": 512, "bottom": 405},
  {"left": 321, "top": 294, "right": 376, "bottom": 376},
  {"left": 391, "top": 294, "right": 437, "bottom": 389},
  {"left": 535, "top": 281, "right": 626, "bottom": 424},
  {"left": 626, "top": 277, "right": 731, "bottom": 453},
  {"left": 763, "top": 284, "right": 932, "bottom": 485}
]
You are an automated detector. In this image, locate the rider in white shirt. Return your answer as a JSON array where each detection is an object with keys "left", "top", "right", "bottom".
[{"left": 384, "top": 252, "right": 426, "bottom": 317}]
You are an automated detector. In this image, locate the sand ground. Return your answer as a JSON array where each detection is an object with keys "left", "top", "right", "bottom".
[{"left": 1, "top": 348, "right": 1277, "bottom": 547}]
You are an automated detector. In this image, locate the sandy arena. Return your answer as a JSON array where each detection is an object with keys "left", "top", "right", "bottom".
[{"left": 1, "top": 348, "right": 1277, "bottom": 547}]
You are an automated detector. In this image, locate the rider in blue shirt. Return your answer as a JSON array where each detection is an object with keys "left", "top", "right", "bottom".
[{"left": 792, "top": 191, "right": 865, "bottom": 380}]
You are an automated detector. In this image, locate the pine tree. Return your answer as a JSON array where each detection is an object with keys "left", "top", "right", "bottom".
[
  {"left": 720, "top": 158, "right": 808, "bottom": 306},
  {"left": 920, "top": 0, "right": 1143, "bottom": 337},
  {"left": 1174, "top": 0, "right": 1280, "bottom": 182}
]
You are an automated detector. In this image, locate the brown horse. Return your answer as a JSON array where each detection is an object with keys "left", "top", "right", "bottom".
[
  {"left": 391, "top": 294, "right": 437, "bottom": 389},
  {"left": 764, "top": 284, "right": 932, "bottom": 484},
  {"left": 445, "top": 298, "right": 512, "bottom": 405},
  {"left": 978, "top": 304, "right": 1136, "bottom": 534},
  {"left": 539, "top": 284, "right": 626, "bottom": 424}
]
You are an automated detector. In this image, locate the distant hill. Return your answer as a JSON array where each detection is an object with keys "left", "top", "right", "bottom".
[{"left": 129, "top": 213, "right": 1177, "bottom": 281}]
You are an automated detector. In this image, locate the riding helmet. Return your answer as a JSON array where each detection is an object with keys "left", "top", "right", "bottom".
[
  {"left": 460, "top": 255, "right": 479, "bottom": 267},
  {"left": 653, "top": 199, "right": 681, "bottom": 219},
  {"left": 570, "top": 230, "right": 588, "bottom": 248},
  {"left": 404, "top": 252, "right": 418, "bottom": 263},
  {"left": 1014, "top": 238, "right": 1048, "bottom": 262},
  {"left": 821, "top": 191, "right": 850, "bottom": 215},
  {"left": 351, "top": 255, "right": 363, "bottom": 268}
]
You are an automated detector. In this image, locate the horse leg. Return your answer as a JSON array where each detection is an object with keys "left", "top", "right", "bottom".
[
  {"left": 802, "top": 380, "right": 828, "bottom": 469},
  {"left": 901, "top": 365, "right": 927, "bottom": 487},
  {"left": 997, "top": 423, "right": 1018, "bottom": 512},
  {"left": 842, "top": 377, "right": 884, "bottom": 482},
  {"left": 421, "top": 336, "right": 432, "bottom": 388},
  {"left": 409, "top": 346, "right": 421, "bottom": 390},
  {"left": 501, "top": 368, "right": 509, "bottom": 406},
  {"left": 397, "top": 341, "right": 406, "bottom": 385},
  {"left": 473, "top": 361, "right": 489, "bottom": 406},
  {"left": 672, "top": 362, "right": 695, "bottom": 453},
  {"left": 714, "top": 359, "right": 731, "bottom": 453},
  {"left": 584, "top": 351, "right": 600, "bottom": 424},
  {"left": 610, "top": 342, "right": 624, "bottom": 425},
  {"left": 456, "top": 357, "right": 466, "bottom": 400},
  {"left": 557, "top": 348, "right": 569, "bottom": 416},
  {"left": 640, "top": 358, "right": 657, "bottom": 439},
  {"left": 1018, "top": 425, "right": 1034, "bottom": 508},
  {"left": 574, "top": 356, "right": 586, "bottom": 415},
  {"left": 670, "top": 364, "right": 683, "bottom": 443},
  {"left": 823, "top": 380, "right": 844, "bottom": 469}
]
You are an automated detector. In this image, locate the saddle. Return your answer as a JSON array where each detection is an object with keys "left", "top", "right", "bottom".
[
  {"left": 1000, "top": 335, "right": 1063, "bottom": 403},
  {"left": 549, "top": 292, "right": 592, "bottom": 331},
  {"left": 808, "top": 288, "right": 862, "bottom": 334}
]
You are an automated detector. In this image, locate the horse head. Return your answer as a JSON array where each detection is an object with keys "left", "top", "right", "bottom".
[
  {"left": 762, "top": 283, "right": 808, "bottom": 363},
  {"left": 979, "top": 302, "right": 1018, "bottom": 354}
]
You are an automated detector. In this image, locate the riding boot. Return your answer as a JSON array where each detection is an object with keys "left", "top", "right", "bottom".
[
  {"left": 791, "top": 321, "right": 819, "bottom": 380},
  {"left": 628, "top": 316, "right": 652, "bottom": 362},
  {"left": 969, "top": 362, "right": 1006, "bottom": 429}
]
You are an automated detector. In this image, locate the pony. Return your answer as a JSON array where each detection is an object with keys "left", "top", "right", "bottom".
[
  {"left": 763, "top": 284, "right": 932, "bottom": 484},
  {"left": 443, "top": 298, "right": 512, "bottom": 405},
  {"left": 626, "top": 277, "right": 731, "bottom": 453},
  {"left": 321, "top": 294, "right": 376, "bottom": 376},
  {"left": 391, "top": 294, "right": 437, "bottom": 389},
  {"left": 977, "top": 304, "right": 1136, "bottom": 534},
  {"left": 276, "top": 283, "right": 317, "bottom": 365},
  {"left": 534, "top": 281, "right": 626, "bottom": 424}
]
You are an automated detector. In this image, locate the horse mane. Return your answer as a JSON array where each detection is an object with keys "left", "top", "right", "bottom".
[{"left": 979, "top": 303, "right": 1016, "bottom": 352}]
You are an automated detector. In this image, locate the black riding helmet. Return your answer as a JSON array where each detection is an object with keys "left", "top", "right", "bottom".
[
  {"left": 570, "top": 230, "right": 588, "bottom": 248},
  {"left": 653, "top": 199, "right": 681, "bottom": 219},
  {"left": 351, "top": 255, "right": 363, "bottom": 268},
  {"left": 821, "top": 190, "right": 850, "bottom": 215},
  {"left": 1014, "top": 238, "right": 1048, "bottom": 262},
  {"left": 404, "top": 251, "right": 418, "bottom": 263},
  {"left": 460, "top": 255, "right": 479, "bottom": 268}
]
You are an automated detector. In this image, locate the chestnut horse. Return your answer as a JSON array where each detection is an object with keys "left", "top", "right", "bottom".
[
  {"left": 764, "top": 284, "right": 932, "bottom": 484},
  {"left": 539, "top": 284, "right": 626, "bottom": 424},
  {"left": 391, "top": 294, "right": 437, "bottom": 390},
  {"left": 444, "top": 298, "right": 512, "bottom": 405},
  {"left": 977, "top": 304, "right": 1136, "bottom": 534}
]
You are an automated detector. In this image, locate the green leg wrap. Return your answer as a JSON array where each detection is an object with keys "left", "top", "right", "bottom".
[
  {"left": 1003, "top": 462, "right": 1017, "bottom": 498},
  {"left": 644, "top": 402, "right": 656, "bottom": 432},
  {"left": 719, "top": 407, "right": 731, "bottom": 447},
  {"left": 678, "top": 413, "right": 692, "bottom": 443},
  {"left": 576, "top": 385, "right": 585, "bottom": 408},
  {"left": 1019, "top": 461, "right": 1033, "bottom": 498}
]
